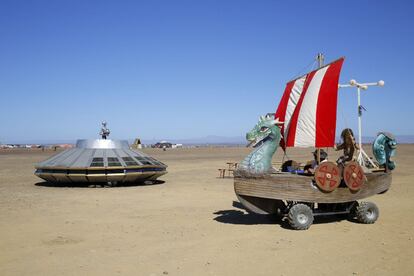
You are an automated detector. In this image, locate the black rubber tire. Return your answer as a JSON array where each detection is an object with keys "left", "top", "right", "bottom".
[
  {"left": 287, "top": 204, "right": 314, "bottom": 230},
  {"left": 355, "top": 202, "right": 379, "bottom": 224},
  {"left": 347, "top": 201, "right": 359, "bottom": 220}
]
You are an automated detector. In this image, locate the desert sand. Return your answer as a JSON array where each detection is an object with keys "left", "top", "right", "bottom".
[{"left": 0, "top": 145, "right": 413, "bottom": 276}]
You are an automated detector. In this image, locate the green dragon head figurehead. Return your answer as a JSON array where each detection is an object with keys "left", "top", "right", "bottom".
[
  {"left": 246, "top": 115, "right": 283, "bottom": 148},
  {"left": 239, "top": 114, "right": 283, "bottom": 174}
]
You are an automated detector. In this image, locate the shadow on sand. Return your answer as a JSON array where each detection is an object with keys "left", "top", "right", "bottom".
[
  {"left": 213, "top": 201, "right": 282, "bottom": 226},
  {"left": 35, "top": 180, "right": 165, "bottom": 188},
  {"left": 214, "top": 209, "right": 280, "bottom": 226},
  {"left": 214, "top": 201, "right": 350, "bottom": 228}
]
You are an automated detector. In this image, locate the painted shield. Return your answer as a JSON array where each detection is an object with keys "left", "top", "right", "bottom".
[
  {"left": 314, "top": 161, "right": 341, "bottom": 192},
  {"left": 343, "top": 161, "right": 365, "bottom": 191}
]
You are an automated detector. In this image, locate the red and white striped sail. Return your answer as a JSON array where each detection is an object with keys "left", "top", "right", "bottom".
[{"left": 275, "top": 58, "right": 344, "bottom": 149}]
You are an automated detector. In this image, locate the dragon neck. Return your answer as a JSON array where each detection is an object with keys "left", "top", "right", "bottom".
[{"left": 242, "top": 136, "right": 279, "bottom": 173}]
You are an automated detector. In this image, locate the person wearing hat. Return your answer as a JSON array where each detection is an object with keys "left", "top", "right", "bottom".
[{"left": 304, "top": 149, "right": 328, "bottom": 174}]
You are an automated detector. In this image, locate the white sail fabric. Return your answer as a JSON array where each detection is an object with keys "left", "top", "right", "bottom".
[{"left": 284, "top": 76, "right": 306, "bottom": 143}]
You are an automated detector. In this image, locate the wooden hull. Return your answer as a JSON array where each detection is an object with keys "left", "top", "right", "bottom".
[{"left": 234, "top": 170, "right": 391, "bottom": 206}]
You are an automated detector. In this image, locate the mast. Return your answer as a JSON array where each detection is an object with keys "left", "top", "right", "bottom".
[
  {"left": 316, "top": 53, "right": 324, "bottom": 164},
  {"left": 317, "top": 53, "right": 324, "bottom": 68}
]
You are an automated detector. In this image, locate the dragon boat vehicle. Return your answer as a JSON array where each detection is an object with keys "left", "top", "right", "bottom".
[
  {"left": 234, "top": 56, "right": 397, "bottom": 230},
  {"left": 35, "top": 122, "right": 167, "bottom": 186}
]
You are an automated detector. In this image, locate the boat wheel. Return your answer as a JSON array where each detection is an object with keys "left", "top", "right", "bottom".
[
  {"left": 355, "top": 202, "right": 379, "bottom": 224},
  {"left": 343, "top": 161, "right": 365, "bottom": 191},
  {"left": 314, "top": 161, "right": 341, "bottom": 192},
  {"left": 287, "top": 204, "right": 314, "bottom": 230}
]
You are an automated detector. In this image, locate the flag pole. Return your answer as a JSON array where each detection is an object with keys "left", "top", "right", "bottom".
[
  {"left": 316, "top": 53, "right": 324, "bottom": 164},
  {"left": 338, "top": 79, "right": 384, "bottom": 167}
]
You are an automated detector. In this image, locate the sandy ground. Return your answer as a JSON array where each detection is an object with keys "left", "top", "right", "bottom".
[{"left": 0, "top": 145, "right": 413, "bottom": 276}]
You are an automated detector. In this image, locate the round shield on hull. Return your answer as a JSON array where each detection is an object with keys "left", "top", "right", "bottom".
[
  {"left": 314, "top": 161, "right": 341, "bottom": 192},
  {"left": 343, "top": 161, "right": 365, "bottom": 191},
  {"left": 35, "top": 139, "right": 167, "bottom": 184}
]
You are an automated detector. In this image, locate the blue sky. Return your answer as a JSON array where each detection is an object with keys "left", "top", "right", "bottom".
[{"left": 0, "top": 0, "right": 413, "bottom": 143}]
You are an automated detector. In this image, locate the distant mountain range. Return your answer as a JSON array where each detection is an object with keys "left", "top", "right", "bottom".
[
  {"left": 141, "top": 135, "right": 414, "bottom": 145},
  {"left": 3, "top": 135, "right": 414, "bottom": 146},
  {"left": 139, "top": 135, "right": 246, "bottom": 145},
  {"left": 389, "top": 135, "right": 414, "bottom": 143}
]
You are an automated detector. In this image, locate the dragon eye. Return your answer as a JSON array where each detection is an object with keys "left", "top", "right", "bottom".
[{"left": 260, "top": 126, "right": 269, "bottom": 132}]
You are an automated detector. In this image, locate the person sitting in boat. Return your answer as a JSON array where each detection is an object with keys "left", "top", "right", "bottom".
[
  {"left": 335, "top": 128, "right": 358, "bottom": 164},
  {"left": 281, "top": 160, "right": 300, "bottom": 173},
  {"left": 304, "top": 149, "right": 328, "bottom": 174}
]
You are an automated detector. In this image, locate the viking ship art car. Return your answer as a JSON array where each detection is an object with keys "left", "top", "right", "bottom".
[{"left": 234, "top": 56, "right": 396, "bottom": 230}]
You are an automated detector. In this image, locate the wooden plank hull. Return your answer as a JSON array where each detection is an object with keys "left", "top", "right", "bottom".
[{"left": 234, "top": 170, "right": 391, "bottom": 204}]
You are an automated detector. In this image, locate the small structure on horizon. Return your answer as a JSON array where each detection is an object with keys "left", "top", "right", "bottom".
[
  {"left": 131, "top": 138, "right": 142, "bottom": 149},
  {"left": 152, "top": 141, "right": 182, "bottom": 149}
]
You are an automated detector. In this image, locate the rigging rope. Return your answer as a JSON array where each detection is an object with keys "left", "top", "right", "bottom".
[
  {"left": 337, "top": 95, "right": 350, "bottom": 144},
  {"left": 290, "top": 59, "right": 317, "bottom": 81}
]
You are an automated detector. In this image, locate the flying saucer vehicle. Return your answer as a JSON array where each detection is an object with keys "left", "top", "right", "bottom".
[{"left": 35, "top": 122, "right": 167, "bottom": 185}]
